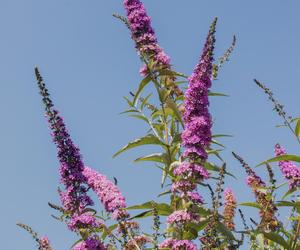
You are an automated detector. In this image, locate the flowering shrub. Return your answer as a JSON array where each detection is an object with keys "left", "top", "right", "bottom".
[{"left": 18, "top": 1, "right": 300, "bottom": 249}]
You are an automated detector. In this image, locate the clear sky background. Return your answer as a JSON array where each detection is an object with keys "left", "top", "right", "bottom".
[{"left": 1, "top": 1, "right": 300, "bottom": 249}]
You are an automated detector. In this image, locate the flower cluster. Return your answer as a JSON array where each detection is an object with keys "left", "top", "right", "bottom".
[
  {"left": 124, "top": 0, "right": 170, "bottom": 67},
  {"left": 125, "top": 235, "right": 151, "bottom": 250},
  {"left": 39, "top": 236, "right": 52, "bottom": 250},
  {"left": 158, "top": 239, "right": 197, "bottom": 250},
  {"left": 36, "top": 68, "right": 93, "bottom": 214},
  {"left": 223, "top": 188, "right": 237, "bottom": 230},
  {"left": 167, "top": 210, "right": 198, "bottom": 225},
  {"left": 83, "top": 166, "right": 128, "bottom": 220},
  {"left": 182, "top": 18, "right": 217, "bottom": 161},
  {"left": 172, "top": 162, "right": 208, "bottom": 198},
  {"left": 68, "top": 213, "right": 103, "bottom": 232},
  {"left": 36, "top": 69, "right": 129, "bottom": 248},
  {"left": 72, "top": 237, "right": 106, "bottom": 250},
  {"left": 123, "top": 0, "right": 182, "bottom": 96},
  {"left": 275, "top": 144, "right": 300, "bottom": 189}
]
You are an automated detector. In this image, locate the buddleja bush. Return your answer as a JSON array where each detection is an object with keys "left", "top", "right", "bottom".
[{"left": 18, "top": 1, "right": 300, "bottom": 249}]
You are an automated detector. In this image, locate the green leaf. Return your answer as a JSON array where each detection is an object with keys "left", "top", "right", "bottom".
[
  {"left": 127, "top": 202, "right": 172, "bottom": 214},
  {"left": 165, "top": 98, "right": 183, "bottom": 126},
  {"left": 295, "top": 118, "right": 300, "bottom": 137},
  {"left": 157, "top": 69, "right": 188, "bottom": 78},
  {"left": 119, "top": 109, "right": 139, "bottom": 115},
  {"left": 158, "top": 190, "right": 171, "bottom": 197},
  {"left": 216, "top": 222, "right": 236, "bottom": 241},
  {"left": 140, "top": 93, "right": 152, "bottom": 110},
  {"left": 209, "top": 92, "right": 229, "bottom": 97},
  {"left": 212, "top": 134, "right": 233, "bottom": 138},
  {"left": 152, "top": 108, "right": 173, "bottom": 119},
  {"left": 261, "top": 231, "right": 290, "bottom": 249},
  {"left": 239, "top": 202, "right": 261, "bottom": 209},
  {"left": 282, "top": 187, "right": 297, "bottom": 200},
  {"left": 128, "top": 114, "right": 149, "bottom": 123},
  {"left": 134, "top": 153, "right": 167, "bottom": 164},
  {"left": 204, "top": 162, "right": 236, "bottom": 179},
  {"left": 133, "top": 76, "right": 152, "bottom": 106},
  {"left": 127, "top": 201, "right": 154, "bottom": 210},
  {"left": 123, "top": 96, "right": 133, "bottom": 107},
  {"left": 130, "top": 210, "right": 153, "bottom": 219},
  {"left": 257, "top": 155, "right": 300, "bottom": 167},
  {"left": 113, "top": 134, "right": 165, "bottom": 158}
]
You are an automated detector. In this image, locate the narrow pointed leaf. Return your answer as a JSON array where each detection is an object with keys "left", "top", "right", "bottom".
[
  {"left": 113, "top": 134, "right": 165, "bottom": 158},
  {"left": 133, "top": 76, "right": 152, "bottom": 106},
  {"left": 295, "top": 118, "right": 300, "bottom": 137},
  {"left": 257, "top": 155, "right": 300, "bottom": 167},
  {"left": 134, "top": 153, "right": 167, "bottom": 163},
  {"left": 239, "top": 202, "right": 261, "bottom": 209},
  {"left": 261, "top": 232, "right": 290, "bottom": 249}
]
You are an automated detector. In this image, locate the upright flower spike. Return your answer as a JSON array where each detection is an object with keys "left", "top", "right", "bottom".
[
  {"left": 275, "top": 144, "right": 300, "bottom": 189},
  {"left": 182, "top": 18, "right": 217, "bottom": 161},
  {"left": 35, "top": 67, "right": 93, "bottom": 213},
  {"left": 232, "top": 152, "right": 278, "bottom": 231},
  {"left": 223, "top": 188, "right": 237, "bottom": 230},
  {"left": 123, "top": 0, "right": 182, "bottom": 96}
]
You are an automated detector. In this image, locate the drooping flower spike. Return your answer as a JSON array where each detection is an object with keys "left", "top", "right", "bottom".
[
  {"left": 16, "top": 223, "right": 53, "bottom": 250},
  {"left": 123, "top": 0, "right": 182, "bottom": 96},
  {"left": 275, "top": 143, "right": 300, "bottom": 189},
  {"left": 35, "top": 68, "right": 128, "bottom": 229},
  {"left": 35, "top": 67, "right": 92, "bottom": 214}
]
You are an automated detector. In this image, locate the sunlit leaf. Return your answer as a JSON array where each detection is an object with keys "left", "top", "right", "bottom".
[
  {"left": 282, "top": 187, "right": 297, "bottom": 200},
  {"left": 165, "top": 98, "right": 183, "bottom": 126},
  {"left": 113, "top": 134, "right": 165, "bottom": 158},
  {"left": 140, "top": 93, "right": 152, "bottom": 110},
  {"left": 133, "top": 76, "right": 152, "bottom": 106},
  {"left": 261, "top": 231, "right": 290, "bottom": 249},
  {"left": 295, "top": 118, "right": 300, "bottom": 137},
  {"left": 257, "top": 155, "right": 300, "bottom": 167},
  {"left": 212, "top": 134, "right": 233, "bottom": 138},
  {"left": 209, "top": 92, "right": 229, "bottom": 97},
  {"left": 134, "top": 153, "right": 167, "bottom": 164},
  {"left": 216, "top": 222, "right": 236, "bottom": 241},
  {"left": 239, "top": 202, "right": 261, "bottom": 209}
]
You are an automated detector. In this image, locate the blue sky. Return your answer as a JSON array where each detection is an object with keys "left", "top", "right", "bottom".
[{"left": 1, "top": 0, "right": 300, "bottom": 249}]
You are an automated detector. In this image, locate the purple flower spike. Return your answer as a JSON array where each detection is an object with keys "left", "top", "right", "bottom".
[
  {"left": 35, "top": 68, "right": 93, "bottom": 213},
  {"left": 182, "top": 18, "right": 217, "bottom": 161},
  {"left": 275, "top": 144, "right": 300, "bottom": 189},
  {"left": 124, "top": 0, "right": 170, "bottom": 67},
  {"left": 72, "top": 236, "right": 107, "bottom": 250},
  {"left": 83, "top": 166, "right": 128, "bottom": 220}
]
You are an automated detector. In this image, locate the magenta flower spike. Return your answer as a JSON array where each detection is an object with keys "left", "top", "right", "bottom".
[
  {"left": 83, "top": 166, "right": 128, "bottom": 220},
  {"left": 72, "top": 236, "right": 107, "bottom": 250},
  {"left": 35, "top": 68, "right": 93, "bottom": 214},
  {"left": 182, "top": 18, "right": 217, "bottom": 161},
  {"left": 124, "top": 0, "right": 170, "bottom": 68},
  {"left": 35, "top": 68, "right": 128, "bottom": 230},
  {"left": 275, "top": 143, "right": 300, "bottom": 189}
]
